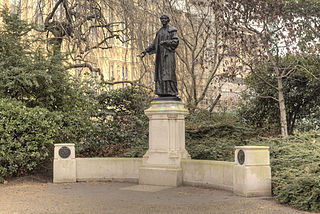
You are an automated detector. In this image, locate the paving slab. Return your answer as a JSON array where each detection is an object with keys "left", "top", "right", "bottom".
[{"left": 0, "top": 181, "right": 313, "bottom": 214}]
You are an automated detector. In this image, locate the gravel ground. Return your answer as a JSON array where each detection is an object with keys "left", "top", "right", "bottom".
[{"left": 0, "top": 179, "right": 314, "bottom": 214}]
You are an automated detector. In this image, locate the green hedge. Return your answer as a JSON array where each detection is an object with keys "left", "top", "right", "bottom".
[
  {"left": 78, "top": 87, "right": 152, "bottom": 158},
  {"left": 249, "top": 133, "right": 320, "bottom": 211},
  {"left": 183, "top": 113, "right": 320, "bottom": 212},
  {"left": 185, "top": 110, "right": 255, "bottom": 161},
  {"left": 0, "top": 99, "right": 60, "bottom": 182}
]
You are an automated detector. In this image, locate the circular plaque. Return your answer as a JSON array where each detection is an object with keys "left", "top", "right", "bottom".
[
  {"left": 59, "top": 146, "right": 71, "bottom": 159},
  {"left": 237, "top": 150, "right": 245, "bottom": 165}
]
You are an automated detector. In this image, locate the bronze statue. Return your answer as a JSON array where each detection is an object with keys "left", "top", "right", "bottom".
[{"left": 141, "top": 14, "right": 179, "bottom": 99}]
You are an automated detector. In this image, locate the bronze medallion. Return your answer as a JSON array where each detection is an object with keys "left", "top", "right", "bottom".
[
  {"left": 237, "top": 150, "right": 245, "bottom": 165},
  {"left": 59, "top": 146, "right": 71, "bottom": 159}
]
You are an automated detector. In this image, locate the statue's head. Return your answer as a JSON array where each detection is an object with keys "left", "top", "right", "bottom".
[{"left": 160, "top": 14, "right": 170, "bottom": 26}]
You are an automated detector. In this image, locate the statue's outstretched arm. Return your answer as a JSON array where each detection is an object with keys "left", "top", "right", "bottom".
[
  {"left": 141, "top": 37, "right": 156, "bottom": 58},
  {"left": 145, "top": 38, "right": 156, "bottom": 54}
]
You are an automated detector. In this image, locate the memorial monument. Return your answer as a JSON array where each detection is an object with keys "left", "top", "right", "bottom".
[
  {"left": 53, "top": 15, "right": 271, "bottom": 196},
  {"left": 139, "top": 14, "right": 190, "bottom": 186},
  {"left": 141, "top": 14, "right": 180, "bottom": 100}
]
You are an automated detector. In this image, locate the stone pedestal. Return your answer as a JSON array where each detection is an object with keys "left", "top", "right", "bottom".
[
  {"left": 139, "top": 100, "right": 190, "bottom": 186},
  {"left": 233, "top": 146, "right": 271, "bottom": 197},
  {"left": 53, "top": 143, "right": 76, "bottom": 183}
]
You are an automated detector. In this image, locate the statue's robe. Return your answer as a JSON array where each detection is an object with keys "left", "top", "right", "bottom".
[{"left": 145, "top": 25, "right": 179, "bottom": 96}]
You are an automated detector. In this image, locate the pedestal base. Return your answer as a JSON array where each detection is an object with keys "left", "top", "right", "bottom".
[
  {"left": 53, "top": 144, "right": 76, "bottom": 183},
  {"left": 139, "top": 166, "right": 182, "bottom": 186},
  {"left": 233, "top": 165, "right": 271, "bottom": 197},
  {"left": 53, "top": 159, "right": 76, "bottom": 183},
  {"left": 233, "top": 146, "right": 271, "bottom": 197},
  {"left": 139, "top": 100, "right": 188, "bottom": 187}
]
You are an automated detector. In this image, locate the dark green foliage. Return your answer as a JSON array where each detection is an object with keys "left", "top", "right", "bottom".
[
  {"left": 0, "top": 8, "right": 83, "bottom": 113},
  {"left": 0, "top": 99, "right": 60, "bottom": 183},
  {"left": 247, "top": 132, "right": 320, "bottom": 211},
  {"left": 0, "top": 8, "right": 97, "bottom": 144},
  {"left": 185, "top": 110, "right": 256, "bottom": 161},
  {"left": 122, "top": 109, "right": 256, "bottom": 160},
  {"left": 0, "top": 8, "right": 97, "bottom": 181},
  {"left": 239, "top": 55, "right": 320, "bottom": 135},
  {"left": 77, "top": 87, "right": 152, "bottom": 157}
]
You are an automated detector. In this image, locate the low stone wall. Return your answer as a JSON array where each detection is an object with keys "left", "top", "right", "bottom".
[
  {"left": 76, "top": 158, "right": 142, "bottom": 182},
  {"left": 53, "top": 144, "right": 271, "bottom": 197},
  {"left": 181, "top": 159, "right": 234, "bottom": 191},
  {"left": 71, "top": 157, "right": 235, "bottom": 191}
]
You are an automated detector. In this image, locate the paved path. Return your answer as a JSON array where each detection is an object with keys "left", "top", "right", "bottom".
[{"left": 0, "top": 181, "right": 313, "bottom": 214}]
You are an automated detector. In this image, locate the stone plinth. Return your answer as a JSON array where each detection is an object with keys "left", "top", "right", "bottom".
[
  {"left": 233, "top": 146, "right": 271, "bottom": 197},
  {"left": 53, "top": 143, "right": 76, "bottom": 183},
  {"left": 139, "top": 100, "right": 190, "bottom": 186}
]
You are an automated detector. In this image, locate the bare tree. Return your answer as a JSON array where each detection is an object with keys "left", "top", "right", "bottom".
[
  {"left": 133, "top": 0, "right": 240, "bottom": 111},
  {"left": 28, "top": 0, "right": 243, "bottom": 106},
  {"left": 29, "top": 0, "right": 146, "bottom": 87}
]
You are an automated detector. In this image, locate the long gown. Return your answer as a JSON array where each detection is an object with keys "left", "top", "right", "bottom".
[{"left": 145, "top": 25, "right": 179, "bottom": 97}]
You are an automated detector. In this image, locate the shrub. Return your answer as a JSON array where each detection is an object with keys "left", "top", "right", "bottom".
[
  {"left": 0, "top": 9, "right": 76, "bottom": 112},
  {"left": 247, "top": 132, "right": 320, "bottom": 211},
  {"left": 0, "top": 99, "right": 60, "bottom": 182},
  {"left": 78, "top": 87, "right": 152, "bottom": 157},
  {"left": 122, "top": 109, "right": 256, "bottom": 160},
  {"left": 185, "top": 110, "right": 255, "bottom": 161}
]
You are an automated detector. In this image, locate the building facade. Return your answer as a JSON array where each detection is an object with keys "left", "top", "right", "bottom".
[{"left": 3, "top": 0, "right": 245, "bottom": 111}]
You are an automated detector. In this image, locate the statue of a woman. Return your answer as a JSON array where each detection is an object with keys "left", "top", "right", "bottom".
[{"left": 141, "top": 14, "right": 179, "bottom": 99}]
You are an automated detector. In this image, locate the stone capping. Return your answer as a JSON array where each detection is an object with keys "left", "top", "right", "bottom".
[
  {"left": 235, "top": 146, "right": 270, "bottom": 166},
  {"left": 54, "top": 143, "right": 75, "bottom": 159},
  {"left": 182, "top": 159, "right": 235, "bottom": 165},
  {"left": 235, "top": 146, "right": 270, "bottom": 150},
  {"left": 55, "top": 143, "right": 76, "bottom": 146},
  {"left": 144, "top": 101, "right": 188, "bottom": 114}
]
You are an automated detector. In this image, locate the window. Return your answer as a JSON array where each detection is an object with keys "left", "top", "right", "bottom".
[
  {"left": 148, "top": 24, "right": 153, "bottom": 35},
  {"left": 125, "top": 67, "right": 128, "bottom": 88},
  {"left": 90, "top": 27, "right": 98, "bottom": 42},
  {"left": 148, "top": 23, "right": 154, "bottom": 43},
  {"left": 149, "top": 72, "right": 153, "bottom": 85},
  {"left": 110, "top": 65, "right": 114, "bottom": 89},
  {"left": 110, "top": 11, "right": 114, "bottom": 45},
  {"left": 91, "top": 63, "right": 97, "bottom": 80},
  {"left": 11, "top": 0, "right": 21, "bottom": 17},
  {"left": 122, "top": 66, "right": 125, "bottom": 88},
  {"left": 125, "top": 67, "right": 128, "bottom": 81},
  {"left": 117, "top": 66, "right": 120, "bottom": 88},
  {"left": 35, "top": 0, "right": 43, "bottom": 26},
  {"left": 121, "top": 18, "right": 128, "bottom": 47}
]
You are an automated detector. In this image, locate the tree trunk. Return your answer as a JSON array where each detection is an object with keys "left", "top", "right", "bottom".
[
  {"left": 277, "top": 77, "right": 288, "bottom": 136},
  {"left": 209, "top": 93, "right": 221, "bottom": 112}
]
